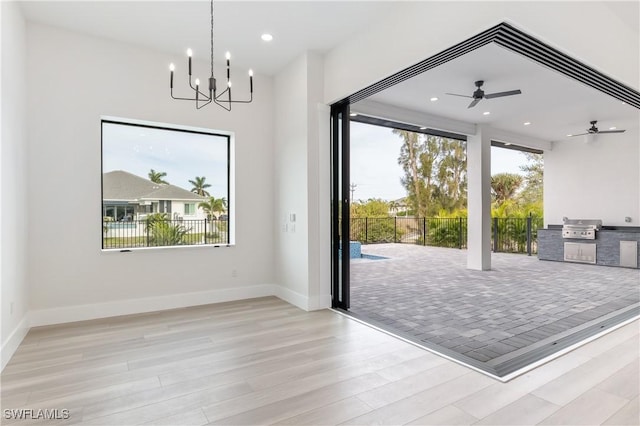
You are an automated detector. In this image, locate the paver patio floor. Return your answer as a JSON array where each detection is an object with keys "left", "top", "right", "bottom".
[{"left": 349, "top": 244, "right": 639, "bottom": 368}]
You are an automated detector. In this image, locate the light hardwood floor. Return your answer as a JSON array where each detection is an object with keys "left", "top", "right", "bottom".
[{"left": 1, "top": 297, "right": 638, "bottom": 425}]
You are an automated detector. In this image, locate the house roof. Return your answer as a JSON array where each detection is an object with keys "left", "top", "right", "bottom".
[{"left": 103, "top": 170, "right": 205, "bottom": 202}]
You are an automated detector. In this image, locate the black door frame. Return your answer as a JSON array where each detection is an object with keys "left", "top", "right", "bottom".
[{"left": 331, "top": 103, "right": 350, "bottom": 309}]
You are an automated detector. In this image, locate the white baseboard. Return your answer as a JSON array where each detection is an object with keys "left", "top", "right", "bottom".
[
  {"left": 273, "top": 285, "right": 312, "bottom": 311},
  {"left": 1, "top": 315, "right": 29, "bottom": 372},
  {"left": 28, "top": 284, "right": 276, "bottom": 327},
  {"left": 308, "top": 294, "right": 332, "bottom": 311}
]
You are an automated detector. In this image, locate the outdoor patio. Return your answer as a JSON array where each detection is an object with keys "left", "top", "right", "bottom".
[{"left": 349, "top": 244, "right": 639, "bottom": 375}]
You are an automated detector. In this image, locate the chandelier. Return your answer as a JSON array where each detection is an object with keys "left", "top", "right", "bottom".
[{"left": 168, "top": 0, "right": 253, "bottom": 111}]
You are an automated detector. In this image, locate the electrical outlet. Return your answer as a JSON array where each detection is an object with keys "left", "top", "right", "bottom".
[{"left": 231, "top": 269, "right": 238, "bottom": 278}]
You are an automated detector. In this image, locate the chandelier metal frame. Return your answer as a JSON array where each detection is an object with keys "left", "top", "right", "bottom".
[{"left": 168, "top": 0, "right": 253, "bottom": 111}]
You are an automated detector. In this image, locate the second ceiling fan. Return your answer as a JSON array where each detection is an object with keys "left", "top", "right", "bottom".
[{"left": 446, "top": 80, "right": 522, "bottom": 109}]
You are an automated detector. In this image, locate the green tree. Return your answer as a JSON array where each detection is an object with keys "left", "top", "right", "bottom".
[
  {"left": 198, "top": 196, "right": 227, "bottom": 219},
  {"left": 189, "top": 176, "right": 211, "bottom": 196},
  {"left": 148, "top": 169, "right": 169, "bottom": 184},
  {"left": 518, "top": 152, "right": 543, "bottom": 205},
  {"left": 395, "top": 130, "right": 467, "bottom": 217},
  {"left": 351, "top": 198, "right": 390, "bottom": 218},
  {"left": 491, "top": 173, "right": 523, "bottom": 205}
]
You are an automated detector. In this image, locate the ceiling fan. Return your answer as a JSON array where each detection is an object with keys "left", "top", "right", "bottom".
[
  {"left": 446, "top": 80, "right": 522, "bottom": 109},
  {"left": 569, "top": 120, "right": 626, "bottom": 137}
]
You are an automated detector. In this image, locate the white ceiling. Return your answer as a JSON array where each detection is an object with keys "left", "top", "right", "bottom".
[
  {"left": 19, "top": 1, "right": 397, "bottom": 76},
  {"left": 360, "top": 43, "right": 639, "bottom": 143},
  {"left": 19, "top": 1, "right": 639, "bottom": 144}
]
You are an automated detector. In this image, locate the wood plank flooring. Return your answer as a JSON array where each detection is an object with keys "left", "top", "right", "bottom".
[{"left": 1, "top": 297, "right": 638, "bottom": 425}]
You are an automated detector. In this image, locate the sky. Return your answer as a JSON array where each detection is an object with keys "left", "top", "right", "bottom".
[
  {"left": 102, "top": 122, "right": 228, "bottom": 198},
  {"left": 350, "top": 121, "right": 534, "bottom": 201}
]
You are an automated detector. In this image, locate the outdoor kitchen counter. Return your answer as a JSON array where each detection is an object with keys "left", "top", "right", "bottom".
[{"left": 538, "top": 226, "right": 640, "bottom": 268}]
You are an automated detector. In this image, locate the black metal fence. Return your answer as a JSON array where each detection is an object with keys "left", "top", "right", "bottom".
[
  {"left": 103, "top": 219, "right": 228, "bottom": 249},
  {"left": 349, "top": 216, "right": 543, "bottom": 254}
]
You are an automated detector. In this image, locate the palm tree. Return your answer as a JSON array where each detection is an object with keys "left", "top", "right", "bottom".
[
  {"left": 188, "top": 176, "right": 211, "bottom": 196},
  {"left": 198, "top": 196, "right": 227, "bottom": 220},
  {"left": 491, "top": 173, "right": 523, "bottom": 204},
  {"left": 388, "top": 200, "right": 399, "bottom": 216},
  {"left": 148, "top": 169, "right": 169, "bottom": 184}
]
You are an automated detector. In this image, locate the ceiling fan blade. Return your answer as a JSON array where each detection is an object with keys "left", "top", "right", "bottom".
[
  {"left": 569, "top": 132, "right": 590, "bottom": 137},
  {"left": 484, "top": 89, "right": 522, "bottom": 99},
  {"left": 445, "top": 92, "right": 473, "bottom": 99},
  {"left": 468, "top": 98, "right": 481, "bottom": 109},
  {"left": 597, "top": 129, "right": 626, "bottom": 134}
]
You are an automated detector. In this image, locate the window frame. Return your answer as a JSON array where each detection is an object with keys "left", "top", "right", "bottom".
[{"left": 100, "top": 116, "right": 234, "bottom": 251}]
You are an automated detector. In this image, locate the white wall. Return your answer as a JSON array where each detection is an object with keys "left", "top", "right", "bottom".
[
  {"left": 544, "top": 128, "right": 640, "bottom": 226},
  {"left": 273, "top": 52, "right": 330, "bottom": 310},
  {"left": 324, "top": 1, "right": 638, "bottom": 104},
  {"left": 26, "top": 23, "right": 275, "bottom": 323},
  {"left": 1, "top": 1, "right": 30, "bottom": 370}
]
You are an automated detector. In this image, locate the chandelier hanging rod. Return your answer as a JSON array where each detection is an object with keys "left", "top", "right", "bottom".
[{"left": 168, "top": 0, "right": 253, "bottom": 112}]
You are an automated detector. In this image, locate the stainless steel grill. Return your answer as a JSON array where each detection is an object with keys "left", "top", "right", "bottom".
[{"left": 562, "top": 218, "right": 602, "bottom": 240}]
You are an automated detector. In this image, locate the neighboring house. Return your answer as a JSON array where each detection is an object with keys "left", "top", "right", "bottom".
[
  {"left": 102, "top": 170, "right": 207, "bottom": 221},
  {"left": 389, "top": 197, "right": 408, "bottom": 216}
]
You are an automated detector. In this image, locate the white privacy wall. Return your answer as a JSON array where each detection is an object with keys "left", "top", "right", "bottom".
[
  {"left": 273, "top": 52, "right": 330, "bottom": 310},
  {"left": 544, "top": 129, "right": 640, "bottom": 226},
  {"left": 1, "top": 1, "right": 30, "bottom": 369},
  {"left": 26, "top": 23, "right": 275, "bottom": 321}
]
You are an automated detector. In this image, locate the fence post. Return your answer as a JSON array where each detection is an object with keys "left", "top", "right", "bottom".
[
  {"left": 493, "top": 217, "right": 500, "bottom": 252},
  {"left": 423, "top": 218, "right": 426, "bottom": 246},
  {"left": 146, "top": 221, "right": 150, "bottom": 247},
  {"left": 204, "top": 218, "right": 207, "bottom": 244},
  {"left": 458, "top": 217, "right": 463, "bottom": 249},
  {"left": 527, "top": 213, "right": 532, "bottom": 256},
  {"left": 365, "top": 217, "right": 368, "bottom": 243},
  {"left": 394, "top": 216, "right": 397, "bottom": 243}
]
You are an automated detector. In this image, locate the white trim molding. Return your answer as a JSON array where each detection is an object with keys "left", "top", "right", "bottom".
[
  {"left": 1, "top": 315, "right": 30, "bottom": 371},
  {"left": 28, "top": 284, "right": 275, "bottom": 327}
]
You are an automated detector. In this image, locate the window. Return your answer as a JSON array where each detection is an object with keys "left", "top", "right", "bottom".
[{"left": 101, "top": 119, "right": 231, "bottom": 250}]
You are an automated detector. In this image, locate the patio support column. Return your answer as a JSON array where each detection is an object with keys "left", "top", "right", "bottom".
[{"left": 467, "top": 124, "right": 492, "bottom": 271}]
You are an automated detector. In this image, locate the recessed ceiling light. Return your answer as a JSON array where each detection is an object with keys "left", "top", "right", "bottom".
[
  {"left": 523, "top": 122, "right": 531, "bottom": 126},
  {"left": 567, "top": 134, "right": 573, "bottom": 137},
  {"left": 483, "top": 111, "right": 490, "bottom": 116},
  {"left": 350, "top": 113, "right": 358, "bottom": 117},
  {"left": 430, "top": 97, "right": 438, "bottom": 102},
  {"left": 419, "top": 126, "right": 427, "bottom": 130},
  {"left": 609, "top": 126, "right": 617, "bottom": 130},
  {"left": 622, "top": 101, "right": 626, "bottom": 105},
  {"left": 261, "top": 33, "right": 273, "bottom": 42}
]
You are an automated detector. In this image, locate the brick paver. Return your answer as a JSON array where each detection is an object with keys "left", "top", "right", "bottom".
[{"left": 350, "top": 244, "right": 639, "bottom": 362}]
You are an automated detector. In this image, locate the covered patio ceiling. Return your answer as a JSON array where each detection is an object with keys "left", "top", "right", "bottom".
[{"left": 352, "top": 42, "right": 638, "bottom": 145}]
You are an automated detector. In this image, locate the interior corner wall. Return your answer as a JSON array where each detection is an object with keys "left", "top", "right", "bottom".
[
  {"left": 274, "top": 52, "right": 329, "bottom": 311},
  {"left": 25, "top": 23, "right": 276, "bottom": 324},
  {"left": 544, "top": 128, "right": 640, "bottom": 226},
  {"left": 323, "top": 1, "right": 639, "bottom": 104},
  {"left": 1, "top": 1, "right": 30, "bottom": 370}
]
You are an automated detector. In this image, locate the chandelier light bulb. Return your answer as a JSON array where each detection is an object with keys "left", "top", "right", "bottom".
[
  {"left": 195, "top": 78, "right": 200, "bottom": 86},
  {"left": 225, "top": 51, "right": 231, "bottom": 60},
  {"left": 187, "top": 48, "right": 193, "bottom": 57},
  {"left": 169, "top": 63, "right": 175, "bottom": 71},
  {"left": 249, "top": 69, "right": 253, "bottom": 77},
  {"left": 228, "top": 81, "right": 232, "bottom": 88}
]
